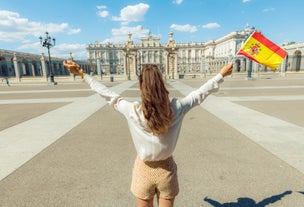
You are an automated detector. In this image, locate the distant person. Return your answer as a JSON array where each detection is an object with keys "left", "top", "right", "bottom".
[
  {"left": 63, "top": 60, "right": 233, "bottom": 207},
  {"left": 5, "top": 77, "right": 10, "bottom": 86}
]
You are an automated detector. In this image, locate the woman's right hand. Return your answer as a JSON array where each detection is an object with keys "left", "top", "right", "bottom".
[{"left": 220, "top": 62, "right": 233, "bottom": 77}]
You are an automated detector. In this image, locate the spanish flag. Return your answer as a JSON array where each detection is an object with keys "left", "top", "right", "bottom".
[{"left": 237, "top": 31, "right": 287, "bottom": 70}]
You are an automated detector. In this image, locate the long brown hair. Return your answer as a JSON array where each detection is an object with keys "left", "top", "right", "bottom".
[{"left": 139, "top": 64, "right": 173, "bottom": 136}]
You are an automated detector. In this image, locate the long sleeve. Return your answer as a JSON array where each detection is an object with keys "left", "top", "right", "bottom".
[
  {"left": 179, "top": 73, "right": 224, "bottom": 114},
  {"left": 84, "top": 74, "right": 120, "bottom": 107}
]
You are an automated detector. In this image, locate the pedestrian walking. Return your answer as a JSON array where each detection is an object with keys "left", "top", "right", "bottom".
[
  {"left": 5, "top": 77, "right": 10, "bottom": 86},
  {"left": 63, "top": 60, "right": 233, "bottom": 207}
]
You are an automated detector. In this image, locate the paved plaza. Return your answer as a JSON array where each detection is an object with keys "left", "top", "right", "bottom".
[{"left": 0, "top": 73, "right": 304, "bottom": 207}]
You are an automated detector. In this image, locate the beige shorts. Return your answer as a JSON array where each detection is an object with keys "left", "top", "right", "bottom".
[{"left": 131, "top": 156, "right": 179, "bottom": 200}]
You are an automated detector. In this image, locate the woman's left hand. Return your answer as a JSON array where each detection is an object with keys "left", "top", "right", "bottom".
[{"left": 63, "top": 60, "right": 82, "bottom": 75}]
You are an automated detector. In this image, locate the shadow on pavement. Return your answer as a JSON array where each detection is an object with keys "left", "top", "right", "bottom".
[{"left": 204, "top": 190, "right": 293, "bottom": 207}]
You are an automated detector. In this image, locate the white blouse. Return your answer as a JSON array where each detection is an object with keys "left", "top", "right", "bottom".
[{"left": 84, "top": 74, "right": 224, "bottom": 161}]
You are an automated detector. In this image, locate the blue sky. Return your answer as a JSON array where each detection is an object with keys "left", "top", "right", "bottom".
[{"left": 0, "top": 0, "right": 303, "bottom": 60}]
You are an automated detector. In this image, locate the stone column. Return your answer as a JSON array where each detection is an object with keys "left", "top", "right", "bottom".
[
  {"left": 163, "top": 51, "right": 169, "bottom": 78},
  {"left": 96, "top": 57, "right": 101, "bottom": 79},
  {"left": 13, "top": 53, "right": 21, "bottom": 82},
  {"left": 240, "top": 59, "right": 246, "bottom": 72},
  {"left": 280, "top": 57, "right": 287, "bottom": 77},
  {"left": 174, "top": 53, "right": 178, "bottom": 77},
  {"left": 40, "top": 53, "right": 48, "bottom": 81},
  {"left": 131, "top": 55, "right": 136, "bottom": 77},
  {"left": 30, "top": 63, "right": 35, "bottom": 77}
]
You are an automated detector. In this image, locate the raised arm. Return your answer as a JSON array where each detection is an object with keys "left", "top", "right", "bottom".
[
  {"left": 63, "top": 60, "right": 120, "bottom": 106},
  {"left": 179, "top": 62, "right": 233, "bottom": 113}
]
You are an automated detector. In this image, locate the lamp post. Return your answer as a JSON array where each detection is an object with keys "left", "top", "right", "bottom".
[
  {"left": 244, "top": 26, "right": 254, "bottom": 79},
  {"left": 39, "top": 32, "right": 56, "bottom": 84}
]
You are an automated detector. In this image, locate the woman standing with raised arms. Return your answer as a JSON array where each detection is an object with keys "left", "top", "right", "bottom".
[{"left": 63, "top": 60, "right": 233, "bottom": 207}]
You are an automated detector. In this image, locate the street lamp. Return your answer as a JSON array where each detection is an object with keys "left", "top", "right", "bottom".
[
  {"left": 244, "top": 26, "right": 255, "bottom": 79},
  {"left": 39, "top": 32, "right": 56, "bottom": 84}
]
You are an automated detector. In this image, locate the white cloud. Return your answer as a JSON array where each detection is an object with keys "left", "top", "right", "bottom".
[
  {"left": 173, "top": 0, "right": 183, "bottom": 4},
  {"left": 0, "top": 10, "right": 85, "bottom": 59},
  {"left": 103, "top": 25, "right": 150, "bottom": 44},
  {"left": 20, "top": 43, "right": 87, "bottom": 59},
  {"left": 112, "top": 3, "right": 149, "bottom": 24},
  {"left": 0, "top": 10, "right": 78, "bottom": 42},
  {"left": 53, "top": 49, "right": 87, "bottom": 60},
  {"left": 97, "top": 5, "right": 109, "bottom": 18},
  {"left": 98, "top": 10, "right": 109, "bottom": 18},
  {"left": 170, "top": 24, "right": 198, "bottom": 33},
  {"left": 44, "top": 23, "right": 69, "bottom": 34},
  {"left": 55, "top": 43, "right": 86, "bottom": 53},
  {"left": 262, "top": 7, "right": 275, "bottom": 12},
  {"left": 55, "top": 44, "right": 87, "bottom": 60},
  {"left": 17, "top": 41, "right": 41, "bottom": 52},
  {"left": 68, "top": 28, "right": 81, "bottom": 35},
  {"left": 202, "top": 22, "right": 220, "bottom": 29},
  {"left": 97, "top": 5, "right": 107, "bottom": 10},
  {"left": 242, "top": 0, "right": 250, "bottom": 3}
]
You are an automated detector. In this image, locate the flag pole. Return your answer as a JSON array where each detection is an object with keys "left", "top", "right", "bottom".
[{"left": 236, "top": 30, "right": 256, "bottom": 56}]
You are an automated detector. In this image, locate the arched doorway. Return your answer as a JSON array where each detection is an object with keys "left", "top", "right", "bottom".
[
  {"left": 294, "top": 50, "right": 301, "bottom": 71},
  {"left": 285, "top": 55, "right": 289, "bottom": 71},
  {"left": 1, "top": 64, "right": 8, "bottom": 76},
  {"left": 0, "top": 56, "right": 6, "bottom": 76},
  {"left": 235, "top": 59, "right": 241, "bottom": 72}
]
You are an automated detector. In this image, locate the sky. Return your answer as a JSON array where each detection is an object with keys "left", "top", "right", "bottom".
[{"left": 0, "top": 0, "right": 303, "bottom": 60}]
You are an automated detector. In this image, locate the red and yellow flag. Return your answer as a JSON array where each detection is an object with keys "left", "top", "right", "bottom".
[{"left": 237, "top": 31, "right": 287, "bottom": 70}]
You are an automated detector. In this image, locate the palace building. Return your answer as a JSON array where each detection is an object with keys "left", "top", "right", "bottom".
[
  {"left": 86, "top": 30, "right": 242, "bottom": 80},
  {"left": 0, "top": 25, "right": 303, "bottom": 82},
  {"left": 0, "top": 50, "right": 67, "bottom": 81},
  {"left": 0, "top": 50, "right": 90, "bottom": 82},
  {"left": 86, "top": 25, "right": 304, "bottom": 80}
]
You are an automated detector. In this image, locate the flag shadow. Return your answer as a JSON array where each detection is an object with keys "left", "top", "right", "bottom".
[{"left": 204, "top": 190, "right": 294, "bottom": 207}]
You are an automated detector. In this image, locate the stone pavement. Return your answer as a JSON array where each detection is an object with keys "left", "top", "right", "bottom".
[{"left": 0, "top": 75, "right": 304, "bottom": 207}]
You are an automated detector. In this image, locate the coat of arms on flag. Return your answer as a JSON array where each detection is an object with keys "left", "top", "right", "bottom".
[
  {"left": 248, "top": 43, "right": 261, "bottom": 56},
  {"left": 237, "top": 31, "right": 287, "bottom": 70}
]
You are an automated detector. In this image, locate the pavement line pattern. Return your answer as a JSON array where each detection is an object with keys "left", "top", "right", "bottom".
[
  {"left": 220, "top": 85, "right": 304, "bottom": 90},
  {"left": 169, "top": 80, "right": 304, "bottom": 174},
  {"left": 0, "top": 98, "right": 84, "bottom": 104},
  {"left": 0, "top": 89, "right": 91, "bottom": 94},
  {"left": 0, "top": 81, "right": 136, "bottom": 181},
  {"left": 224, "top": 95, "right": 304, "bottom": 101}
]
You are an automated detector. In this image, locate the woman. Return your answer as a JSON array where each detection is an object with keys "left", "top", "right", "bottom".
[{"left": 63, "top": 61, "right": 233, "bottom": 207}]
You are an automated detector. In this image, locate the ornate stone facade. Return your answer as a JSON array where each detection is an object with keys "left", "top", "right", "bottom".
[
  {"left": 0, "top": 50, "right": 91, "bottom": 82},
  {"left": 282, "top": 43, "right": 304, "bottom": 72},
  {"left": 1, "top": 25, "right": 303, "bottom": 81},
  {"left": 87, "top": 25, "right": 304, "bottom": 80}
]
